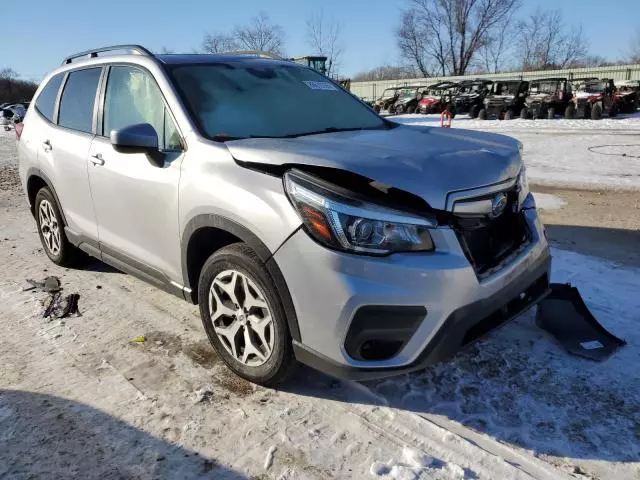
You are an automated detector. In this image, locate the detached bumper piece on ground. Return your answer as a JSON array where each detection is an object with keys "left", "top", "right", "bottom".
[
  {"left": 536, "top": 283, "right": 626, "bottom": 361},
  {"left": 24, "top": 276, "right": 81, "bottom": 320}
]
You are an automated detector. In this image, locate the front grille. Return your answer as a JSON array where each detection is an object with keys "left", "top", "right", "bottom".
[{"left": 453, "top": 189, "right": 529, "bottom": 277}]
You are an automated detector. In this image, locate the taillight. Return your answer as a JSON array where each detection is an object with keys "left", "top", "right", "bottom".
[
  {"left": 15, "top": 122, "right": 24, "bottom": 141},
  {"left": 588, "top": 94, "right": 602, "bottom": 103}
]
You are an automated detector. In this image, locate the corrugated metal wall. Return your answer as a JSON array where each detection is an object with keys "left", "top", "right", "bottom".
[{"left": 351, "top": 64, "right": 640, "bottom": 100}]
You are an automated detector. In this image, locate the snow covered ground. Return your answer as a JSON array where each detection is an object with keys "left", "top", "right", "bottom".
[
  {"left": 392, "top": 113, "right": 640, "bottom": 190},
  {"left": 1, "top": 119, "right": 639, "bottom": 479}
]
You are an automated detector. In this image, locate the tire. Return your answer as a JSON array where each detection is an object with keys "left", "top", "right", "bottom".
[
  {"left": 609, "top": 105, "right": 618, "bottom": 118},
  {"left": 34, "top": 187, "right": 80, "bottom": 266},
  {"left": 406, "top": 105, "right": 416, "bottom": 114},
  {"left": 520, "top": 108, "right": 529, "bottom": 120},
  {"left": 198, "top": 243, "right": 294, "bottom": 386},
  {"left": 591, "top": 103, "right": 602, "bottom": 120},
  {"left": 469, "top": 105, "right": 479, "bottom": 119},
  {"left": 504, "top": 109, "right": 514, "bottom": 120},
  {"left": 547, "top": 107, "right": 555, "bottom": 120},
  {"left": 537, "top": 105, "right": 547, "bottom": 120},
  {"left": 478, "top": 109, "right": 487, "bottom": 120},
  {"left": 564, "top": 104, "right": 575, "bottom": 119}
]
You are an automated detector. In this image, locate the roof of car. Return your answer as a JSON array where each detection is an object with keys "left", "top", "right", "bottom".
[{"left": 60, "top": 45, "right": 301, "bottom": 70}]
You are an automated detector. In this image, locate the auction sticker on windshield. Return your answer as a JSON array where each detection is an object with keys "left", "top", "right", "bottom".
[{"left": 304, "top": 81, "right": 338, "bottom": 91}]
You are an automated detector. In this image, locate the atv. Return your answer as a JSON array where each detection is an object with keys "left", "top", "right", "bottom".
[
  {"left": 453, "top": 80, "right": 492, "bottom": 118},
  {"left": 417, "top": 82, "right": 458, "bottom": 114},
  {"left": 390, "top": 85, "right": 430, "bottom": 115},
  {"left": 372, "top": 87, "right": 401, "bottom": 113},
  {"left": 521, "top": 78, "right": 573, "bottom": 120},
  {"left": 569, "top": 78, "right": 618, "bottom": 119},
  {"left": 614, "top": 80, "right": 640, "bottom": 114},
  {"left": 478, "top": 80, "right": 529, "bottom": 120}
]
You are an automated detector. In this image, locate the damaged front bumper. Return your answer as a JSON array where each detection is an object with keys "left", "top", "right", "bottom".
[{"left": 274, "top": 202, "right": 551, "bottom": 381}]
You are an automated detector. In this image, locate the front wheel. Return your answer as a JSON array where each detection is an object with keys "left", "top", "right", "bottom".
[
  {"left": 565, "top": 104, "right": 575, "bottom": 119},
  {"left": 520, "top": 108, "right": 529, "bottom": 119},
  {"left": 198, "top": 243, "right": 294, "bottom": 386},
  {"left": 591, "top": 103, "right": 603, "bottom": 120},
  {"left": 406, "top": 105, "right": 416, "bottom": 114},
  {"left": 35, "top": 187, "right": 80, "bottom": 266},
  {"left": 477, "top": 109, "right": 487, "bottom": 120},
  {"left": 504, "top": 109, "right": 514, "bottom": 120}
]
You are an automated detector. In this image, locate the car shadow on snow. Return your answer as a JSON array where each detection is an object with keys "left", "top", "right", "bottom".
[
  {"left": 0, "top": 390, "right": 250, "bottom": 480},
  {"left": 282, "top": 308, "right": 640, "bottom": 467}
]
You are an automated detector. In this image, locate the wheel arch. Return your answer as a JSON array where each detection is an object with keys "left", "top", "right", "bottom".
[
  {"left": 181, "top": 214, "right": 301, "bottom": 342},
  {"left": 26, "top": 168, "right": 68, "bottom": 225}
]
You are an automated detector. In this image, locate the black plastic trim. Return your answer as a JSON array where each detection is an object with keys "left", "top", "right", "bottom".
[
  {"left": 294, "top": 248, "right": 551, "bottom": 381},
  {"left": 181, "top": 214, "right": 301, "bottom": 341},
  {"left": 25, "top": 168, "right": 68, "bottom": 224},
  {"left": 344, "top": 305, "right": 426, "bottom": 361}
]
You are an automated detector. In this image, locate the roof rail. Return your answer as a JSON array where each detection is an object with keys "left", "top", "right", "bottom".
[
  {"left": 216, "top": 50, "right": 284, "bottom": 60},
  {"left": 62, "top": 44, "right": 153, "bottom": 65}
]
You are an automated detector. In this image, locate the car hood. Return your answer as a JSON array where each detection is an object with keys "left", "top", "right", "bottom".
[{"left": 226, "top": 125, "right": 521, "bottom": 211}]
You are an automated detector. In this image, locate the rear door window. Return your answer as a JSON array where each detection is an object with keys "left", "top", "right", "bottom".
[
  {"left": 35, "top": 73, "right": 64, "bottom": 122},
  {"left": 58, "top": 68, "right": 102, "bottom": 133}
]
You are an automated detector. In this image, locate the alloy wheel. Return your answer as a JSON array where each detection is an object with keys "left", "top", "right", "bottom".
[
  {"left": 209, "top": 269, "right": 274, "bottom": 367},
  {"left": 39, "top": 199, "right": 61, "bottom": 256}
]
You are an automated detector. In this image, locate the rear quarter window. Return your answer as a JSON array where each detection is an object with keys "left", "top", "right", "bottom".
[
  {"left": 35, "top": 73, "right": 64, "bottom": 122},
  {"left": 58, "top": 68, "right": 102, "bottom": 133}
]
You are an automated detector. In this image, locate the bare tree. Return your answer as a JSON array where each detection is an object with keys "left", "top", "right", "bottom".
[
  {"left": 233, "top": 12, "right": 285, "bottom": 55},
  {"left": 0, "top": 68, "right": 18, "bottom": 80},
  {"left": 629, "top": 28, "right": 640, "bottom": 63},
  {"left": 306, "top": 10, "right": 344, "bottom": 77},
  {"left": 397, "top": 0, "right": 520, "bottom": 76},
  {"left": 202, "top": 33, "right": 238, "bottom": 54},
  {"left": 516, "top": 9, "right": 587, "bottom": 70},
  {"left": 479, "top": 14, "right": 517, "bottom": 73},
  {"left": 397, "top": 11, "right": 432, "bottom": 76}
]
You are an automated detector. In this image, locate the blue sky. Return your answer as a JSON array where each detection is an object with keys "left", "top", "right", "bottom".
[{"left": 3, "top": 0, "right": 639, "bottom": 82}]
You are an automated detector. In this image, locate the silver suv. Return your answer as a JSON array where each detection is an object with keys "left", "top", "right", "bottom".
[{"left": 18, "top": 45, "right": 551, "bottom": 385}]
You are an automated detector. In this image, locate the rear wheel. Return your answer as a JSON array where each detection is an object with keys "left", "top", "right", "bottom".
[
  {"left": 406, "top": 105, "right": 416, "bottom": 114},
  {"left": 520, "top": 108, "right": 529, "bottom": 119},
  {"left": 591, "top": 103, "right": 603, "bottom": 120},
  {"left": 565, "top": 104, "right": 575, "bottom": 119},
  {"left": 504, "top": 109, "right": 514, "bottom": 120},
  {"left": 469, "top": 105, "right": 479, "bottom": 118},
  {"left": 198, "top": 243, "right": 294, "bottom": 386},
  {"left": 35, "top": 187, "right": 80, "bottom": 266},
  {"left": 609, "top": 104, "right": 618, "bottom": 118},
  {"left": 478, "top": 109, "right": 487, "bottom": 120}
]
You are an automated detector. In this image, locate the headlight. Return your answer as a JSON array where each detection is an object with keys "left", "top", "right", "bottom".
[
  {"left": 517, "top": 166, "right": 530, "bottom": 206},
  {"left": 284, "top": 170, "right": 436, "bottom": 255}
]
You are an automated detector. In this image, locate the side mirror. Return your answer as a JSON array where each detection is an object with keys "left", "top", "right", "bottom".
[{"left": 110, "top": 123, "right": 163, "bottom": 166}]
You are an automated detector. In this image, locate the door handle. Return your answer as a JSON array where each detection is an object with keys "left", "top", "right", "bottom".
[
  {"left": 42, "top": 140, "right": 52, "bottom": 152},
  {"left": 90, "top": 153, "right": 105, "bottom": 166}
]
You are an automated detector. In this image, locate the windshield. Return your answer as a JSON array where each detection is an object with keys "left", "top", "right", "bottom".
[
  {"left": 171, "top": 63, "right": 385, "bottom": 140},
  {"left": 492, "top": 82, "right": 518, "bottom": 95},
  {"left": 530, "top": 81, "right": 559, "bottom": 94},
  {"left": 399, "top": 88, "right": 417, "bottom": 98},
  {"left": 578, "top": 82, "right": 605, "bottom": 93},
  {"left": 380, "top": 88, "right": 397, "bottom": 99}
]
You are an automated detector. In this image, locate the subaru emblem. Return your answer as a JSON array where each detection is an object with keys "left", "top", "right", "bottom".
[{"left": 490, "top": 193, "right": 507, "bottom": 218}]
